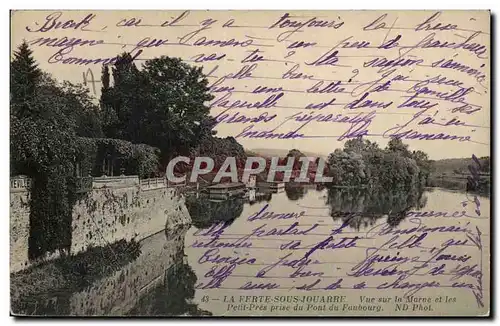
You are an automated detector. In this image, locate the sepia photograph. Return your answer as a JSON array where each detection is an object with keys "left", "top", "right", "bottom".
[{"left": 9, "top": 9, "right": 490, "bottom": 317}]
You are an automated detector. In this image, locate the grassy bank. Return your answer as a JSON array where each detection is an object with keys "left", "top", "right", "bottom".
[{"left": 427, "top": 174, "right": 490, "bottom": 197}]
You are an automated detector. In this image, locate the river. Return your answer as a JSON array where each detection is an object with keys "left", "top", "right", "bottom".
[{"left": 14, "top": 186, "right": 490, "bottom": 316}]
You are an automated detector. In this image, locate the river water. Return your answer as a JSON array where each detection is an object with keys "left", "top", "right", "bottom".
[{"left": 15, "top": 186, "right": 490, "bottom": 316}]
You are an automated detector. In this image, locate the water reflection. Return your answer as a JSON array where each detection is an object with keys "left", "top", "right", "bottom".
[
  {"left": 185, "top": 184, "right": 429, "bottom": 232},
  {"left": 185, "top": 196, "right": 245, "bottom": 229},
  {"left": 14, "top": 184, "right": 477, "bottom": 317},
  {"left": 247, "top": 188, "right": 273, "bottom": 204},
  {"left": 327, "top": 187, "right": 428, "bottom": 230},
  {"left": 284, "top": 183, "right": 308, "bottom": 201},
  {"left": 128, "top": 230, "right": 211, "bottom": 316},
  {"left": 185, "top": 187, "right": 281, "bottom": 228},
  {"left": 12, "top": 224, "right": 202, "bottom": 316}
]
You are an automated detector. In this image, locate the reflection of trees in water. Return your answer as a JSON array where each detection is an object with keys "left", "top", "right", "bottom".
[
  {"left": 11, "top": 239, "right": 142, "bottom": 316},
  {"left": 13, "top": 225, "right": 205, "bottom": 316},
  {"left": 316, "top": 184, "right": 327, "bottom": 191},
  {"left": 327, "top": 187, "right": 427, "bottom": 230},
  {"left": 129, "top": 249, "right": 211, "bottom": 316},
  {"left": 264, "top": 192, "right": 272, "bottom": 201},
  {"left": 285, "top": 183, "right": 308, "bottom": 201},
  {"left": 185, "top": 196, "right": 244, "bottom": 229}
]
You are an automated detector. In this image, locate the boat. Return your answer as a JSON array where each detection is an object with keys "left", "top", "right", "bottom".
[
  {"left": 203, "top": 182, "right": 247, "bottom": 199},
  {"left": 257, "top": 181, "right": 285, "bottom": 193}
]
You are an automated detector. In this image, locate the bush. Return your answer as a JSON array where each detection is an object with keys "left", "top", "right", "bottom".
[{"left": 78, "top": 137, "right": 161, "bottom": 178}]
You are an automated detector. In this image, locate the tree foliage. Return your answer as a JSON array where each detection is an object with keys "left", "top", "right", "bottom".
[
  {"left": 10, "top": 43, "right": 95, "bottom": 258},
  {"left": 189, "top": 136, "right": 246, "bottom": 170},
  {"left": 10, "top": 44, "right": 156, "bottom": 259},
  {"left": 10, "top": 43, "right": 236, "bottom": 260},
  {"left": 101, "top": 54, "right": 215, "bottom": 162},
  {"left": 327, "top": 138, "right": 431, "bottom": 191},
  {"left": 10, "top": 41, "right": 42, "bottom": 113},
  {"left": 78, "top": 137, "right": 161, "bottom": 178}
]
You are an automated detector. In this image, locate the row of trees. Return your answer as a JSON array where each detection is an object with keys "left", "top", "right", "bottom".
[
  {"left": 324, "top": 139, "right": 432, "bottom": 230},
  {"left": 326, "top": 138, "right": 432, "bottom": 192},
  {"left": 10, "top": 41, "right": 240, "bottom": 259},
  {"left": 99, "top": 52, "right": 248, "bottom": 174}
]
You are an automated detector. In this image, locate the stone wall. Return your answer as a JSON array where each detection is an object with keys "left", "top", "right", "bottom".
[
  {"left": 12, "top": 228, "right": 189, "bottom": 316},
  {"left": 10, "top": 190, "right": 34, "bottom": 272},
  {"left": 10, "top": 181, "right": 191, "bottom": 273}
]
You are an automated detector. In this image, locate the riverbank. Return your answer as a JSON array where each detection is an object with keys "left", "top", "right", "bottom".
[
  {"left": 427, "top": 173, "right": 490, "bottom": 196},
  {"left": 11, "top": 239, "right": 141, "bottom": 315},
  {"left": 11, "top": 225, "right": 191, "bottom": 316}
]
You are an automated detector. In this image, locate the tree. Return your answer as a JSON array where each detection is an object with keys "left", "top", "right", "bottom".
[
  {"left": 10, "top": 40, "right": 42, "bottom": 116},
  {"left": 38, "top": 76, "right": 104, "bottom": 138},
  {"left": 287, "top": 149, "right": 304, "bottom": 158},
  {"left": 326, "top": 138, "right": 427, "bottom": 191},
  {"left": 10, "top": 42, "right": 105, "bottom": 259},
  {"left": 190, "top": 136, "right": 246, "bottom": 167},
  {"left": 100, "top": 64, "right": 119, "bottom": 138},
  {"left": 479, "top": 156, "right": 490, "bottom": 173},
  {"left": 344, "top": 138, "right": 378, "bottom": 154},
  {"left": 101, "top": 55, "right": 215, "bottom": 163},
  {"left": 411, "top": 150, "right": 432, "bottom": 185},
  {"left": 100, "top": 53, "right": 141, "bottom": 140},
  {"left": 386, "top": 138, "right": 411, "bottom": 157},
  {"left": 10, "top": 71, "right": 78, "bottom": 177},
  {"left": 286, "top": 149, "right": 306, "bottom": 174},
  {"left": 327, "top": 149, "right": 367, "bottom": 187}
]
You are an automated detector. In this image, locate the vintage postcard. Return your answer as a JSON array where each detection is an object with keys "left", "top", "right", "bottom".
[{"left": 10, "top": 10, "right": 490, "bottom": 317}]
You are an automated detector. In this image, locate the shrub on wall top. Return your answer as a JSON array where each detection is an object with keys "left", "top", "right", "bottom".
[{"left": 78, "top": 137, "right": 161, "bottom": 178}]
